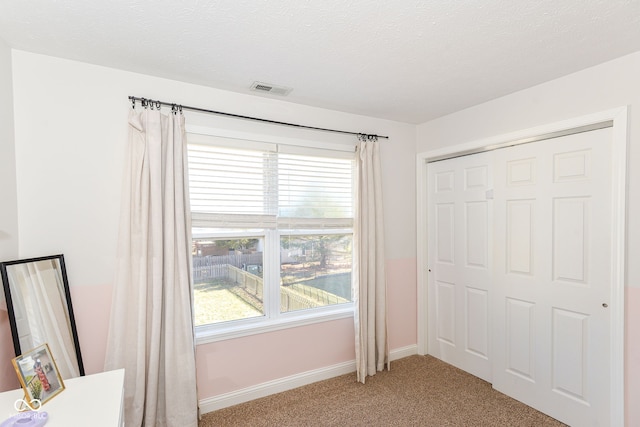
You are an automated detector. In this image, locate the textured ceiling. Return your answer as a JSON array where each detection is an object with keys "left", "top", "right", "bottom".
[{"left": 1, "top": 0, "right": 639, "bottom": 124}]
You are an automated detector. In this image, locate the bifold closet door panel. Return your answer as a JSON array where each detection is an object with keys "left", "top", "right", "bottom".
[
  {"left": 491, "top": 127, "right": 613, "bottom": 427},
  {"left": 427, "top": 152, "right": 493, "bottom": 382}
]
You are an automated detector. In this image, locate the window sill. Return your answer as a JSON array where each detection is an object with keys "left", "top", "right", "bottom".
[{"left": 195, "top": 305, "right": 355, "bottom": 345}]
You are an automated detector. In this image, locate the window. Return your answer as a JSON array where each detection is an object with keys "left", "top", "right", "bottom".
[{"left": 188, "top": 134, "right": 355, "bottom": 338}]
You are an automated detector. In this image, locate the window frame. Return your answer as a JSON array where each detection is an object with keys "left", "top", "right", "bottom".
[{"left": 188, "top": 128, "right": 356, "bottom": 345}]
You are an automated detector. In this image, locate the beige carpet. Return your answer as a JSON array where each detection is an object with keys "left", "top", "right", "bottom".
[{"left": 199, "top": 355, "right": 566, "bottom": 426}]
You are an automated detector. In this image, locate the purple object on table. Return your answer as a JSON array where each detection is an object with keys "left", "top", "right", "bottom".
[{"left": 0, "top": 411, "right": 48, "bottom": 427}]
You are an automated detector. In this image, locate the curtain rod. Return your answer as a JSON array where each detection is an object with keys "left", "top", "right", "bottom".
[{"left": 128, "top": 96, "right": 389, "bottom": 140}]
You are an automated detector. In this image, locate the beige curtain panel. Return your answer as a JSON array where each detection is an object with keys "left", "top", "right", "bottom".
[
  {"left": 105, "top": 108, "right": 198, "bottom": 426},
  {"left": 354, "top": 137, "right": 389, "bottom": 384}
]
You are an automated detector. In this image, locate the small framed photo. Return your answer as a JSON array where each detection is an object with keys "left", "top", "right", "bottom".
[{"left": 12, "top": 343, "right": 65, "bottom": 409}]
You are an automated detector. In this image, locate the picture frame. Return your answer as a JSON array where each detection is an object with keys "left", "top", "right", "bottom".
[{"left": 11, "top": 343, "right": 65, "bottom": 409}]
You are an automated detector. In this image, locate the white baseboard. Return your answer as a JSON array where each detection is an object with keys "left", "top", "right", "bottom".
[
  {"left": 199, "top": 344, "right": 418, "bottom": 414},
  {"left": 198, "top": 360, "right": 356, "bottom": 414},
  {"left": 389, "top": 344, "right": 418, "bottom": 362}
]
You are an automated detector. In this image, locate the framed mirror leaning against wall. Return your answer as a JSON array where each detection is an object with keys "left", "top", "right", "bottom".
[{"left": 0, "top": 254, "right": 85, "bottom": 380}]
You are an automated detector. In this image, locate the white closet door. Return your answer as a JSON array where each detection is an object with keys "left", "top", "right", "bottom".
[
  {"left": 427, "top": 152, "right": 493, "bottom": 381},
  {"left": 492, "top": 128, "right": 612, "bottom": 426}
]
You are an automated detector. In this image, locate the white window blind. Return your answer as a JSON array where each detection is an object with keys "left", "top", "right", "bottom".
[{"left": 188, "top": 138, "right": 354, "bottom": 229}]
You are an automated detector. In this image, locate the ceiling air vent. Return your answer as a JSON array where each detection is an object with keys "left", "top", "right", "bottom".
[{"left": 250, "top": 81, "right": 292, "bottom": 96}]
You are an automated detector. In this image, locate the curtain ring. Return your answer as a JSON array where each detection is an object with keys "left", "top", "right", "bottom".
[
  {"left": 357, "top": 134, "right": 378, "bottom": 142},
  {"left": 131, "top": 98, "right": 136, "bottom": 109},
  {"left": 156, "top": 100, "right": 161, "bottom": 110}
]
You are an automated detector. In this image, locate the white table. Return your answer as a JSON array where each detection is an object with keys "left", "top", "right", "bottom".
[{"left": 0, "top": 369, "right": 124, "bottom": 426}]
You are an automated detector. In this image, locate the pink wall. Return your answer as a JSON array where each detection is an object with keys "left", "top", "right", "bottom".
[
  {"left": 196, "top": 318, "right": 355, "bottom": 398},
  {"left": 626, "top": 287, "right": 640, "bottom": 427},
  {"left": 0, "top": 310, "right": 19, "bottom": 391},
  {"left": 70, "top": 285, "right": 113, "bottom": 375},
  {"left": 387, "top": 258, "right": 417, "bottom": 350}
]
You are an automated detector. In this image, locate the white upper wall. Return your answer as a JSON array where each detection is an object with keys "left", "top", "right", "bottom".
[
  {"left": 0, "top": 38, "right": 18, "bottom": 260},
  {"left": 417, "top": 50, "right": 640, "bottom": 290},
  {"left": 10, "top": 50, "right": 416, "bottom": 288}
]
